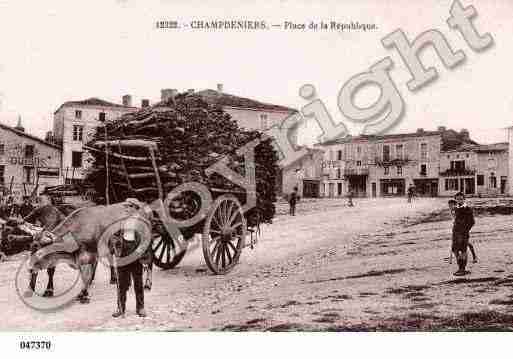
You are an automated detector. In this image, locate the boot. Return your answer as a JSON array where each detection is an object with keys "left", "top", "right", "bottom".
[
  {"left": 136, "top": 308, "right": 147, "bottom": 317},
  {"left": 112, "top": 308, "right": 125, "bottom": 318}
]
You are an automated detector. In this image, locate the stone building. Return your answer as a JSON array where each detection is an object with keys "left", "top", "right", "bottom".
[
  {"left": 0, "top": 118, "right": 61, "bottom": 199},
  {"left": 52, "top": 97, "right": 140, "bottom": 183},
  {"left": 316, "top": 127, "right": 477, "bottom": 198}
]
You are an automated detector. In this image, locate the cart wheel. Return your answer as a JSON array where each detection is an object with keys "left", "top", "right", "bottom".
[
  {"left": 202, "top": 195, "right": 247, "bottom": 274},
  {"left": 152, "top": 227, "right": 189, "bottom": 270}
]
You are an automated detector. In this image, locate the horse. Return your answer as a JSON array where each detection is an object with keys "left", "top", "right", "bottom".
[{"left": 28, "top": 199, "right": 154, "bottom": 304}]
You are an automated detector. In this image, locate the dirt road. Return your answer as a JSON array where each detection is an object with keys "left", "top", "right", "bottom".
[{"left": 2, "top": 197, "right": 513, "bottom": 331}]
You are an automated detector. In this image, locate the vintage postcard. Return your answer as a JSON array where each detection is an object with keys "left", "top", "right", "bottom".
[{"left": 0, "top": 0, "right": 511, "bottom": 357}]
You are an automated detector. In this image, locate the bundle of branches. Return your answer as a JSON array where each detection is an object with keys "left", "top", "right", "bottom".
[{"left": 85, "top": 93, "right": 279, "bottom": 228}]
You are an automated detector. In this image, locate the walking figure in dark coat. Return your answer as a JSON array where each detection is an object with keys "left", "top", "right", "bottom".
[
  {"left": 289, "top": 187, "right": 299, "bottom": 216},
  {"left": 451, "top": 192, "right": 475, "bottom": 276}
]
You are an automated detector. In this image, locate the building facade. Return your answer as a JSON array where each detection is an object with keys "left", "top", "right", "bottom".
[
  {"left": 317, "top": 129, "right": 444, "bottom": 198},
  {"left": 196, "top": 84, "right": 299, "bottom": 145},
  {"left": 0, "top": 120, "right": 61, "bottom": 199},
  {"left": 314, "top": 127, "right": 495, "bottom": 198},
  {"left": 281, "top": 148, "right": 323, "bottom": 198},
  {"left": 52, "top": 97, "right": 139, "bottom": 183}
]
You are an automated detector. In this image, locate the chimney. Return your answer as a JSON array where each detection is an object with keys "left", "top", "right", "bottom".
[
  {"left": 15, "top": 115, "right": 25, "bottom": 132},
  {"left": 141, "top": 99, "right": 150, "bottom": 108},
  {"left": 460, "top": 128, "right": 470, "bottom": 140},
  {"left": 122, "top": 94, "right": 132, "bottom": 107},
  {"left": 217, "top": 83, "right": 223, "bottom": 92},
  {"left": 416, "top": 128, "right": 424, "bottom": 134},
  {"left": 187, "top": 89, "right": 195, "bottom": 95},
  {"left": 437, "top": 126, "right": 446, "bottom": 132},
  {"left": 161, "top": 88, "right": 177, "bottom": 102}
]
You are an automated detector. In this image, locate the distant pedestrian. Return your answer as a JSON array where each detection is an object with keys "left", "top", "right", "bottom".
[
  {"left": 407, "top": 184, "right": 415, "bottom": 203},
  {"left": 451, "top": 192, "right": 475, "bottom": 276},
  {"left": 289, "top": 187, "right": 299, "bottom": 216},
  {"left": 347, "top": 190, "right": 354, "bottom": 207}
]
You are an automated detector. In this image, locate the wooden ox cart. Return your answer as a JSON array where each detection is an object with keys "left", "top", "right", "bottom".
[{"left": 93, "top": 139, "right": 257, "bottom": 274}]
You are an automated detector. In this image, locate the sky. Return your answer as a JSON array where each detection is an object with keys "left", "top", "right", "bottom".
[{"left": 0, "top": 0, "right": 511, "bottom": 145}]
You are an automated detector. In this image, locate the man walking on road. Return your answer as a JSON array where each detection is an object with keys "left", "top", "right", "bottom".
[
  {"left": 289, "top": 187, "right": 299, "bottom": 216},
  {"left": 451, "top": 192, "right": 475, "bottom": 276}
]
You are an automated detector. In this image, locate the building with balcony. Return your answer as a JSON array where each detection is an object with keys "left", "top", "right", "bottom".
[
  {"left": 440, "top": 142, "right": 508, "bottom": 197},
  {"left": 316, "top": 127, "right": 478, "bottom": 198}
]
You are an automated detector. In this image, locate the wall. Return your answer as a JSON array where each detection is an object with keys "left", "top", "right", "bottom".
[
  {"left": 224, "top": 107, "right": 299, "bottom": 146},
  {"left": 0, "top": 127, "right": 61, "bottom": 199},
  {"left": 282, "top": 150, "right": 323, "bottom": 197},
  {"left": 476, "top": 150, "right": 508, "bottom": 196},
  {"left": 55, "top": 105, "right": 137, "bottom": 181}
]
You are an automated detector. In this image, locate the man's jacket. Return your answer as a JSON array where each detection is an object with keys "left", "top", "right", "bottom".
[{"left": 453, "top": 204, "right": 475, "bottom": 236}]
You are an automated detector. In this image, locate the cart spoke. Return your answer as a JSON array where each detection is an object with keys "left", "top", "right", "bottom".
[
  {"left": 215, "top": 243, "right": 223, "bottom": 266},
  {"left": 227, "top": 240, "right": 237, "bottom": 254},
  {"left": 230, "top": 222, "right": 243, "bottom": 231},
  {"left": 153, "top": 238, "right": 164, "bottom": 251},
  {"left": 221, "top": 243, "right": 226, "bottom": 268},
  {"left": 225, "top": 242, "right": 233, "bottom": 264},
  {"left": 166, "top": 242, "right": 171, "bottom": 263},
  {"left": 158, "top": 242, "right": 166, "bottom": 262},
  {"left": 211, "top": 241, "right": 220, "bottom": 258},
  {"left": 228, "top": 206, "right": 239, "bottom": 225}
]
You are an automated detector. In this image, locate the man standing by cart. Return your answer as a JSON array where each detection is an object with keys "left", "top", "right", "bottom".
[{"left": 112, "top": 217, "right": 150, "bottom": 318}]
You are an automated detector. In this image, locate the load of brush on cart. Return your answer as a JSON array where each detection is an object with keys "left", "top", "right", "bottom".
[{"left": 85, "top": 92, "right": 279, "bottom": 236}]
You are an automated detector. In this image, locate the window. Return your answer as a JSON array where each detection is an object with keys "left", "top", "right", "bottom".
[
  {"left": 0, "top": 165, "right": 4, "bottom": 185},
  {"left": 447, "top": 155, "right": 450, "bottom": 159},
  {"left": 384, "top": 166, "right": 389, "bottom": 175},
  {"left": 357, "top": 146, "right": 361, "bottom": 155},
  {"left": 72, "top": 151, "right": 83, "bottom": 168},
  {"left": 337, "top": 168, "right": 341, "bottom": 179},
  {"left": 337, "top": 183, "right": 342, "bottom": 196},
  {"left": 383, "top": 145, "right": 390, "bottom": 162},
  {"left": 420, "top": 143, "right": 428, "bottom": 161},
  {"left": 75, "top": 110, "right": 82, "bottom": 119},
  {"left": 445, "top": 178, "right": 458, "bottom": 190},
  {"left": 477, "top": 175, "right": 484, "bottom": 186},
  {"left": 488, "top": 158, "right": 497, "bottom": 169},
  {"left": 450, "top": 160, "right": 465, "bottom": 171},
  {"left": 397, "top": 166, "right": 402, "bottom": 176},
  {"left": 0, "top": 143, "right": 4, "bottom": 155},
  {"left": 23, "top": 166, "right": 33, "bottom": 184},
  {"left": 260, "top": 114, "right": 269, "bottom": 130},
  {"left": 73, "top": 125, "right": 84, "bottom": 141},
  {"left": 24, "top": 145, "right": 34, "bottom": 159},
  {"left": 356, "top": 160, "right": 362, "bottom": 166},
  {"left": 420, "top": 164, "right": 427, "bottom": 176},
  {"left": 490, "top": 173, "right": 497, "bottom": 188},
  {"left": 99, "top": 112, "right": 106, "bottom": 122},
  {"left": 337, "top": 150, "right": 342, "bottom": 161},
  {"left": 396, "top": 144, "right": 403, "bottom": 160}
]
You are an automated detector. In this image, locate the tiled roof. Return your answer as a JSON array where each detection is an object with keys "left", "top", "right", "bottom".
[
  {"left": 474, "top": 142, "right": 508, "bottom": 152},
  {"left": 195, "top": 89, "right": 297, "bottom": 113},
  {"left": 0, "top": 122, "right": 61, "bottom": 149},
  {"left": 316, "top": 130, "right": 444, "bottom": 146},
  {"left": 54, "top": 97, "right": 138, "bottom": 114},
  {"left": 315, "top": 128, "right": 479, "bottom": 151}
]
